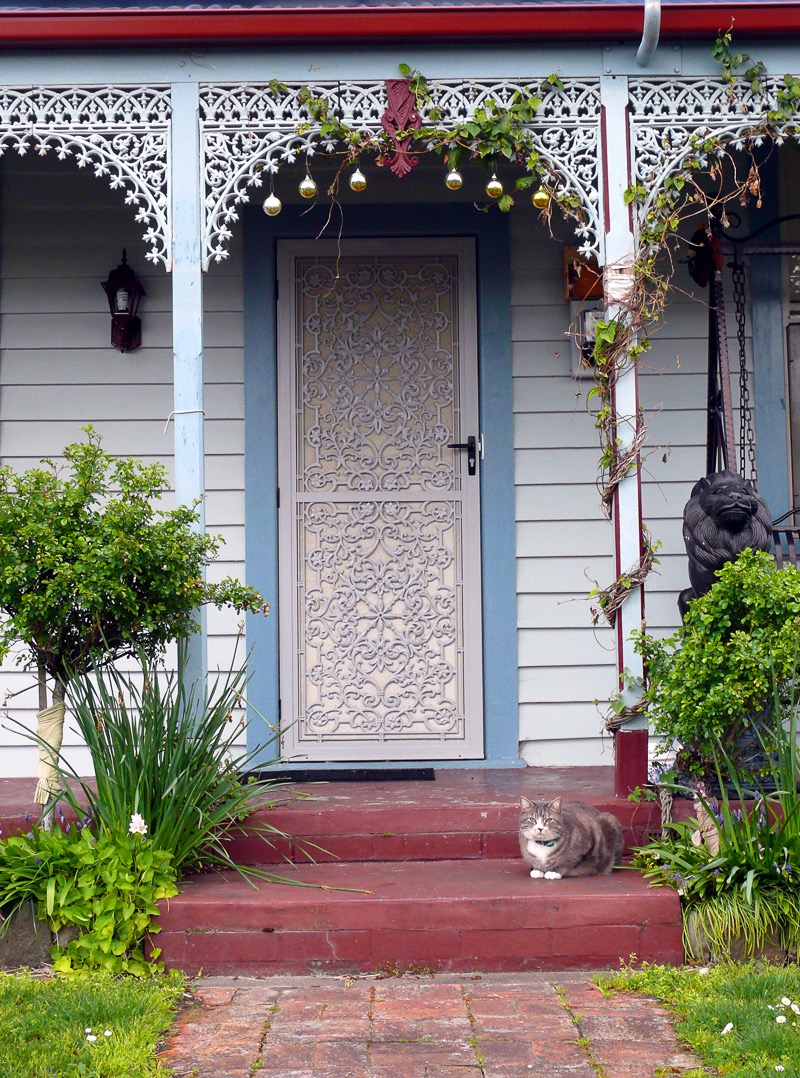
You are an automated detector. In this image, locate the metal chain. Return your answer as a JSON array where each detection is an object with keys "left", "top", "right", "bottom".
[{"left": 732, "top": 257, "right": 758, "bottom": 484}]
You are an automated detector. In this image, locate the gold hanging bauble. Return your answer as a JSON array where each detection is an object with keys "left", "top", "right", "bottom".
[
  {"left": 445, "top": 169, "right": 463, "bottom": 191},
  {"left": 262, "top": 193, "right": 282, "bottom": 216},
  {"left": 531, "top": 186, "right": 551, "bottom": 210},
  {"left": 485, "top": 174, "right": 503, "bottom": 199},
  {"left": 299, "top": 175, "right": 318, "bottom": 199},
  {"left": 349, "top": 167, "right": 367, "bottom": 192}
]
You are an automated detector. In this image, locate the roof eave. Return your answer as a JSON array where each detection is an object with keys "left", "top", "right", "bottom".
[{"left": 1, "top": 4, "right": 799, "bottom": 50}]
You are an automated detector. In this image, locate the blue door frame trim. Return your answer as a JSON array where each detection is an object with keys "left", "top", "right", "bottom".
[{"left": 242, "top": 203, "right": 521, "bottom": 768}]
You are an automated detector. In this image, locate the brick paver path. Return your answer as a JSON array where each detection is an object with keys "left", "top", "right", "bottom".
[{"left": 160, "top": 972, "right": 702, "bottom": 1077}]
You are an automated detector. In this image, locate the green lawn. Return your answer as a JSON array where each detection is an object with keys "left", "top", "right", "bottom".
[
  {"left": 0, "top": 969, "right": 185, "bottom": 1077},
  {"left": 600, "top": 961, "right": 800, "bottom": 1077}
]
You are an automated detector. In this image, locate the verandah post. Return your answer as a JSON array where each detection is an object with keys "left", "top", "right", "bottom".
[
  {"left": 599, "top": 72, "right": 648, "bottom": 797},
  {"left": 170, "top": 80, "right": 207, "bottom": 693}
]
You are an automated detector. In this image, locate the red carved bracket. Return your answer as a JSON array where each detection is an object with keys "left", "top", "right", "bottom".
[{"left": 380, "top": 78, "right": 422, "bottom": 178}]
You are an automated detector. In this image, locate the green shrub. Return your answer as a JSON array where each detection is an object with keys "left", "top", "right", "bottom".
[
  {"left": 634, "top": 677, "right": 800, "bottom": 961},
  {"left": 0, "top": 825, "right": 178, "bottom": 976},
  {"left": 0, "top": 427, "right": 265, "bottom": 687},
  {"left": 633, "top": 549, "right": 800, "bottom": 774}
]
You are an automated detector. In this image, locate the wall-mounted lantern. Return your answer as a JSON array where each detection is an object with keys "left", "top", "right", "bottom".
[{"left": 101, "top": 250, "right": 145, "bottom": 353}]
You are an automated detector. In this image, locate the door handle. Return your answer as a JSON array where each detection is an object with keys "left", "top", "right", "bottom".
[{"left": 447, "top": 434, "right": 477, "bottom": 476}]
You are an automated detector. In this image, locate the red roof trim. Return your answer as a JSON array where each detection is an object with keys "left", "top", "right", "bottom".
[{"left": 0, "top": 5, "right": 799, "bottom": 49}]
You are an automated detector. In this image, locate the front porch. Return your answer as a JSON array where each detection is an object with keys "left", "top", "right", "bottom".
[{"left": 0, "top": 768, "right": 685, "bottom": 974}]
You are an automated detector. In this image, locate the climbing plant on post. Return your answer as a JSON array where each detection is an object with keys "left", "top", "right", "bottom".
[{"left": 0, "top": 427, "right": 266, "bottom": 815}]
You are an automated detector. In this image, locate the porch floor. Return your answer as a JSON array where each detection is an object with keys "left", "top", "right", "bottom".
[{"left": 0, "top": 768, "right": 686, "bottom": 974}]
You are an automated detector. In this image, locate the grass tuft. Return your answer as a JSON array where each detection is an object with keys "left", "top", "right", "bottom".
[
  {"left": 0, "top": 968, "right": 184, "bottom": 1077},
  {"left": 599, "top": 959, "right": 800, "bottom": 1077}
]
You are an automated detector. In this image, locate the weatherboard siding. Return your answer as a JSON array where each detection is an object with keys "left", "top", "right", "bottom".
[
  {"left": 0, "top": 157, "right": 247, "bottom": 777},
  {"left": 0, "top": 157, "right": 723, "bottom": 775}
]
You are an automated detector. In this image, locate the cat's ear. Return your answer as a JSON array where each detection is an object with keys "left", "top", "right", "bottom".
[
  {"left": 549, "top": 796, "right": 562, "bottom": 813},
  {"left": 520, "top": 795, "right": 532, "bottom": 810}
]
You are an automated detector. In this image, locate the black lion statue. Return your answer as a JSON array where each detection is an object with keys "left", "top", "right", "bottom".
[{"left": 678, "top": 469, "right": 772, "bottom": 620}]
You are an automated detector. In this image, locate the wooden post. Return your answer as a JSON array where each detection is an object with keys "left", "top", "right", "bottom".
[
  {"left": 170, "top": 80, "right": 207, "bottom": 693},
  {"left": 600, "top": 73, "right": 648, "bottom": 798}
]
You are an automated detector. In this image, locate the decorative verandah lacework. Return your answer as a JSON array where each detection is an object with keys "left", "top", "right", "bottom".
[
  {"left": 0, "top": 85, "right": 172, "bottom": 267},
  {"left": 199, "top": 78, "right": 603, "bottom": 268},
  {"left": 628, "top": 75, "right": 800, "bottom": 228}
]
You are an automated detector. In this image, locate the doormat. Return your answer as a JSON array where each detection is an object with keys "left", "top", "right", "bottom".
[{"left": 244, "top": 767, "right": 436, "bottom": 783}]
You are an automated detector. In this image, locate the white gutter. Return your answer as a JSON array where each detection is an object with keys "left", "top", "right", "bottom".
[{"left": 635, "top": 0, "right": 661, "bottom": 67}]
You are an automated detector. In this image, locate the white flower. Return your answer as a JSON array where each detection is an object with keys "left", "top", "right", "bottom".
[
  {"left": 128, "top": 813, "right": 147, "bottom": 836},
  {"left": 104, "top": 1030, "right": 112, "bottom": 1037},
  {"left": 721, "top": 1022, "right": 734, "bottom": 1035},
  {"left": 86, "top": 1034, "right": 97, "bottom": 1043},
  {"left": 776, "top": 1015, "right": 787, "bottom": 1024},
  {"left": 85, "top": 1028, "right": 92, "bottom": 1033},
  {"left": 776, "top": 1067, "right": 785, "bottom": 1072},
  {"left": 781, "top": 997, "right": 791, "bottom": 1006},
  {"left": 697, "top": 967, "right": 709, "bottom": 975}
]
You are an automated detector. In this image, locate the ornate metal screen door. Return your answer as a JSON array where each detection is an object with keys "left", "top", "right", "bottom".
[{"left": 277, "top": 238, "right": 484, "bottom": 762}]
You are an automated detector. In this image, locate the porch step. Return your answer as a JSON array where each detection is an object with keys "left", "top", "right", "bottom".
[
  {"left": 227, "top": 771, "right": 664, "bottom": 865},
  {"left": 155, "top": 858, "right": 683, "bottom": 975}
]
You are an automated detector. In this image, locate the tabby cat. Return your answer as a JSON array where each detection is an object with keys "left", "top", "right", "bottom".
[{"left": 519, "top": 796, "right": 624, "bottom": 879}]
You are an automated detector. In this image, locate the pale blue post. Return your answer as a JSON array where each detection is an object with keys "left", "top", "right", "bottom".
[{"left": 170, "top": 81, "right": 207, "bottom": 689}]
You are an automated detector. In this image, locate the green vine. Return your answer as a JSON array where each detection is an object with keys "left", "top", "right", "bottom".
[
  {"left": 263, "top": 49, "right": 800, "bottom": 647},
  {"left": 270, "top": 67, "right": 580, "bottom": 223},
  {"left": 594, "top": 36, "right": 800, "bottom": 727}
]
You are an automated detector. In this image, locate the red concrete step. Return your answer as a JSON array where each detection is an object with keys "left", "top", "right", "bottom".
[
  {"left": 226, "top": 772, "right": 665, "bottom": 865},
  {"left": 155, "top": 859, "right": 683, "bottom": 975}
]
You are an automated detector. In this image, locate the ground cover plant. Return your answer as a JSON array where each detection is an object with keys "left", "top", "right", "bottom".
[
  {"left": 0, "top": 824, "right": 179, "bottom": 977},
  {"left": 600, "top": 960, "right": 800, "bottom": 1077},
  {"left": 0, "top": 968, "right": 184, "bottom": 1077}
]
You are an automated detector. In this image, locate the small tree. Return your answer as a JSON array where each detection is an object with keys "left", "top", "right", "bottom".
[{"left": 0, "top": 427, "right": 265, "bottom": 808}]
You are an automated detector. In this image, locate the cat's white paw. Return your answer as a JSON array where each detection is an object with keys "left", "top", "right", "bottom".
[
  {"left": 544, "top": 871, "right": 562, "bottom": 880},
  {"left": 529, "top": 869, "right": 544, "bottom": 878}
]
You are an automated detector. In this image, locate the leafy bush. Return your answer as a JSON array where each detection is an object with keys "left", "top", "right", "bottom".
[
  {"left": 633, "top": 549, "right": 800, "bottom": 774},
  {"left": 0, "top": 427, "right": 265, "bottom": 686},
  {"left": 633, "top": 679, "right": 800, "bottom": 961},
  {"left": 0, "top": 825, "right": 178, "bottom": 976}
]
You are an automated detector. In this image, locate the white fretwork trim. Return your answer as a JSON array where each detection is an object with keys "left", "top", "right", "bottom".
[
  {"left": 199, "top": 78, "right": 602, "bottom": 268},
  {"left": 629, "top": 76, "right": 800, "bottom": 227},
  {"left": 0, "top": 85, "right": 171, "bottom": 267}
]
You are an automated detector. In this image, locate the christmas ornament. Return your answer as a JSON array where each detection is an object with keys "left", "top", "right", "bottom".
[
  {"left": 485, "top": 173, "right": 503, "bottom": 199},
  {"left": 349, "top": 167, "right": 367, "bottom": 192},
  {"left": 532, "top": 186, "right": 551, "bottom": 210},
  {"left": 262, "top": 193, "right": 282, "bottom": 216},
  {"left": 299, "top": 174, "right": 318, "bottom": 199}
]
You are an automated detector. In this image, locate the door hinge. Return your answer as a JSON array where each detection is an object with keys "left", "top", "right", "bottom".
[{"left": 276, "top": 487, "right": 280, "bottom": 508}]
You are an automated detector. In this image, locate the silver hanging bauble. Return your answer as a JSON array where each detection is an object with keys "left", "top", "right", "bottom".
[
  {"left": 445, "top": 169, "right": 463, "bottom": 191},
  {"left": 299, "top": 175, "right": 318, "bottom": 199},
  {"left": 262, "top": 193, "right": 282, "bottom": 216}
]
